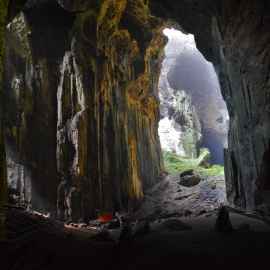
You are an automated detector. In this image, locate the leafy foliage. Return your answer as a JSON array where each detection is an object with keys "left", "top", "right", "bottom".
[{"left": 163, "top": 148, "right": 224, "bottom": 176}]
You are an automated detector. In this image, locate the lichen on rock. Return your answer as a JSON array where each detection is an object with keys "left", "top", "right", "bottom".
[{"left": 3, "top": 0, "right": 168, "bottom": 221}]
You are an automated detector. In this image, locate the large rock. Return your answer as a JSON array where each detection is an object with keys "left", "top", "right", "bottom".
[
  {"left": 180, "top": 169, "right": 194, "bottom": 178},
  {"left": 179, "top": 173, "right": 201, "bottom": 187}
]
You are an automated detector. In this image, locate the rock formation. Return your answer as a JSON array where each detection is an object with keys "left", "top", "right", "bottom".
[
  {"left": 0, "top": 0, "right": 9, "bottom": 239},
  {"left": 0, "top": 1, "right": 269, "bottom": 238},
  {"left": 210, "top": 1, "right": 270, "bottom": 210},
  {"left": 4, "top": 0, "right": 165, "bottom": 221}
]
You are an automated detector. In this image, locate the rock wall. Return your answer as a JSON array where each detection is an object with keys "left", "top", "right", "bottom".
[
  {"left": 0, "top": 0, "right": 9, "bottom": 240},
  {"left": 212, "top": 0, "right": 270, "bottom": 210},
  {"left": 5, "top": 3, "right": 74, "bottom": 215},
  {"left": 5, "top": 0, "right": 165, "bottom": 220},
  {"left": 3, "top": 0, "right": 270, "bottom": 218}
]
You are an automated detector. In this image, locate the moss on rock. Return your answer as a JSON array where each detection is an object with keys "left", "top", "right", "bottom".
[{"left": 4, "top": 0, "right": 167, "bottom": 219}]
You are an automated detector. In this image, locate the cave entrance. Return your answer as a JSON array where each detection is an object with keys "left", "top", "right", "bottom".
[{"left": 158, "top": 27, "right": 229, "bottom": 181}]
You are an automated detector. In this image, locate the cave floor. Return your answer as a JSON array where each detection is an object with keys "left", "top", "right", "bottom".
[
  {"left": 3, "top": 206, "right": 270, "bottom": 270},
  {"left": 4, "top": 174, "right": 270, "bottom": 270},
  {"left": 134, "top": 173, "right": 226, "bottom": 220}
]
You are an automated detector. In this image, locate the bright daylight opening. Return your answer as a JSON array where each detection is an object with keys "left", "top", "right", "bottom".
[
  {"left": 136, "top": 28, "right": 230, "bottom": 220},
  {"left": 138, "top": 27, "right": 230, "bottom": 217},
  {"left": 159, "top": 28, "right": 229, "bottom": 175}
]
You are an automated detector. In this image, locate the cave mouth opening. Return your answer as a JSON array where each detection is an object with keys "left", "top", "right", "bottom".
[{"left": 158, "top": 27, "right": 229, "bottom": 180}]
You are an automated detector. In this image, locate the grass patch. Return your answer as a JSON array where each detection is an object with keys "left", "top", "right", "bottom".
[
  {"left": 163, "top": 149, "right": 224, "bottom": 177},
  {"left": 197, "top": 165, "right": 225, "bottom": 177}
]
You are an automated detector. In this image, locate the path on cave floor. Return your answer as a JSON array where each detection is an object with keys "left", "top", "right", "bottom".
[
  {"left": 5, "top": 175, "right": 270, "bottom": 270},
  {"left": 134, "top": 171, "right": 270, "bottom": 233},
  {"left": 134, "top": 173, "right": 226, "bottom": 221}
]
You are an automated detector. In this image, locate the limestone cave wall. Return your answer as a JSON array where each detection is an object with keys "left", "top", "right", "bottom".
[
  {"left": 4, "top": 0, "right": 165, "bottom": 220},
  {"left": 0, "top": 0, "right": 9, "bottom": 240},
  {"left": 2, "top": 0, "right": 270, "bottom": 230},
  {"left": 213, "top": 0, "right": 270, "bottom": 211}
]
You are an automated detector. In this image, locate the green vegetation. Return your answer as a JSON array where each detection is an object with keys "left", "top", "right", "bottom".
[{"left": 163, "top": 148, "right": 224, "bottom": 177}]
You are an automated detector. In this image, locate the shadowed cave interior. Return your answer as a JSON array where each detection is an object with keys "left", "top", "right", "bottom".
[{"left": 1, "top": 1, "right": 270, "bottom": 269}]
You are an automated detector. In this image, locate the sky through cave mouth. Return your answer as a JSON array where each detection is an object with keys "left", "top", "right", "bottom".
[{"left": 158, "top": 28, "right": 229, "bottom": 173}]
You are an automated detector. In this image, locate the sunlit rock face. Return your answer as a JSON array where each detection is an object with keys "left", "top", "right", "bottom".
[
  {"left": 158, "top": 68, "right": 201, "bottom": 157},
  {"left": 158, "top": 30, "right": 201, "bottom": 158},
  {"left": 159, "top": 28, "right": 229, "bottom": 164},
  {"left": 168, "top": 39, "right": 229, "bottom": 164}
]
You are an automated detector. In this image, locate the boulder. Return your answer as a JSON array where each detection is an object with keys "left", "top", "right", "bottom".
[
  {"left": 180, "top": 169, "right": 194, "bottom": 178},
  {"left": 179, "top": 174, "right": 201, "bottom": 187}
]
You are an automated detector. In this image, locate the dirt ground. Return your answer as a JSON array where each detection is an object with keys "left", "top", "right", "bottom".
[{"left": 3, "top": 174, "right": 270, "bottom": 270}]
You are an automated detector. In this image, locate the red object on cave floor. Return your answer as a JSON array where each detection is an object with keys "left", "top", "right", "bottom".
[{"left": 98, "top": 213, "right": 113, "bottom": 223}]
